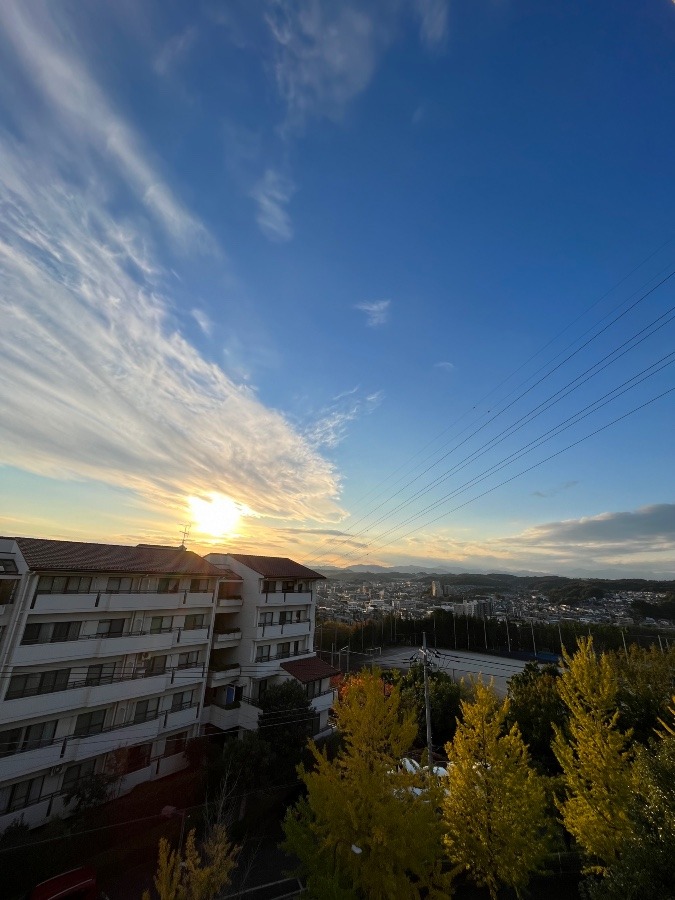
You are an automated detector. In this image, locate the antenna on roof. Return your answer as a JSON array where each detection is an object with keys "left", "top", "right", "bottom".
[{"left": 179, "top": 523, "right": 191, "bottom": 549}]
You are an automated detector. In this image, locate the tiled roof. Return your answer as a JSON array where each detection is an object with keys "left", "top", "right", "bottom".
[
  {"left": 228, "top": 554, "right": 325, "bottom": 580},
  {"left": 12, "top": 537, "right": 224, "bottom": 576},
  {"left": 281, "top": 656, "right": 340, "bottom": 683}
]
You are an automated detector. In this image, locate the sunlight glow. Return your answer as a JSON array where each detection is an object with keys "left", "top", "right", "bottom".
[{"left": 188, "top": 493, "right": 243, "bottom": 537}]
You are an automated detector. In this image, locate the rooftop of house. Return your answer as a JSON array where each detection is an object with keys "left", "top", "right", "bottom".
[
  {"left": 281, "top": 655, "right": 340, "bottom": 683},
  {"left": 228, "top": 553, "right": 325, "bottom": 580},
  {"left": 8, "top": 537, "right": 225, "bottom": 576}
]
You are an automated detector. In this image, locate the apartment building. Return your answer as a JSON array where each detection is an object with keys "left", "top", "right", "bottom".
[
  {"left": 0, "top": 537, "right": 223, "bottom": 831},
  {"left": 203, "top": 553, "right": 337, "bottom": 738}
]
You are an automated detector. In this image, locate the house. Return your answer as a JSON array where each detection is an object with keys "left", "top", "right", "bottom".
[
  {"left": 0, "top": 537, "right": 222, "bottom": 831},
  {"left": 203, "top": 553, "right": 338, "bottom": 738}
]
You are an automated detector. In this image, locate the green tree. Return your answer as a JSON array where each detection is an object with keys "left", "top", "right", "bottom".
[
  {"left": 553, "top": 638, "right": 634, "bottom": 872},
  {"left": 257, "top": 679, "right": 313, "bottom": 783},
  {"left": 283, "top": 670, "right": 449, "bottom": 900},
  {"left": 507, "top": 662, "right": 566, "bottom": 773},
  {"left": 399, "top": 663, "right": 462, "bottom": 747},
  {"left": 614, "top": 643, "right": 675, "bottom": 743},
  {"left": 143, "top": 825, "right": 239, "bottom": 900},
  {"left": 442, "top": 682, "right": 551, "bottom": 899}
]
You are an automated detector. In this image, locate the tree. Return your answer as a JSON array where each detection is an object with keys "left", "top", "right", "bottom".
[
  {"left": 257, "top": 679, "right": 313, "bottom": 783},
  {"left": 442, "top": 681, "right": 551, "bottom": 900},
  {"left": 552, "top": 638, "right": 634, "bottom": 872},
  {"left": 143, "top": 825, "right": 239, "bottom": 900},
  {"left": 614, "top": 643, "right": 675, "bottom": 743},
  {"left": 507, "top": 662, "right": 566, "bottom": 773},
  {"left": 398, "top": 663, "right": 462, "bottom": 747},
  {"left": 585, "top": 697, "right": 675, "bottom": 899},
  {"left": 283, "top": 670, "right": 449, "bottom": 900}
]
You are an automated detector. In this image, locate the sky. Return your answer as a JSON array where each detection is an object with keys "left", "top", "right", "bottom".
[{"left": 1, "top": 0, "right": 674, "bottom": 578}]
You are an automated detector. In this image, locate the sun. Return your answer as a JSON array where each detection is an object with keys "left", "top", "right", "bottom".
[{"left": 188, "top": 493, "right": 242, "bottom": 537}]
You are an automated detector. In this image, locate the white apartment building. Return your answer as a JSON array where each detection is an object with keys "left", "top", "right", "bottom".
[
  {"left": 0, "top": 539, "right": 338, "bottom": 832},
  {"left": 0, "top": 537, "right": 223, "bottom": 831},
  {"left": 202, "top": 553, "right": 337, "bottom": 738}
]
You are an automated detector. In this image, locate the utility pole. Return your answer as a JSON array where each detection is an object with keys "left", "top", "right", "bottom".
[{"left": 422, "top": 632, "right": 433, "bottom": 770}]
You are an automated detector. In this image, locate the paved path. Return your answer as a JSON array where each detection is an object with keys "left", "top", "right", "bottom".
[{"left": 351, "top": 646, "right": 528, "bottom": 696}]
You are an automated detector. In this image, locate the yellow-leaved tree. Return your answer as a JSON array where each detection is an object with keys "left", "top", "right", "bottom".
[
  {"left": 283, "top": 670, "right": 450, "bottom": 900},
  {"left": 442, "top": 681, "right": 551, "bottom": 900},
  {"left": 142, "top": 825, "right": 239, "bottom": 900},
  {"left": 552, "top": 637, "right": 634, "bottom": 873}
]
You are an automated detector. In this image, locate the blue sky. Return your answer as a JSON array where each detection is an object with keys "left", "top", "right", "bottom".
[{"left": 1, "top": 0, "right": 674, "bottom": 577}]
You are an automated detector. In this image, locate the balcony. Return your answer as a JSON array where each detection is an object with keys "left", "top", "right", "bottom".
[
  {"left": 162, "top": 703, "right": 200, "bottom": 731},
  {"left": 255, "top": 620, "right": 311, "bottom": 641},
  {"left": 0, "top": 672, "right": 170, "bottom": 726},
  {"left": 212, "top": 628, "right": 242, "bottom": 648},
  {"left": 259, "top": 590, "right": 313, "bottom": 607},
  {"left": 217, "top": 596, "right": 243, "bottom": 611},
  {"left": 310, "top": 689, "right": 336, "bottom": 713},
  {"left": 71, "top": 716, "right": 160, "bottom": 762},
  {"left": 31, "top": 589, "right": 215, "bottom": 615},
  {"left": 206, "top": 699, "right": 260, "bottom": 732},
  {"left": 206, "top": 664, "right": 240, "bottom": 688}
]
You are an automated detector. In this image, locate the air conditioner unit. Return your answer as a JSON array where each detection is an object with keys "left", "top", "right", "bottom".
[{"left": 49, "top": 765, "right": 63, "bottom": 777}]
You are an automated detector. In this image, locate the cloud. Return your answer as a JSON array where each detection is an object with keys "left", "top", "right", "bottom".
[
  {"left": 154, "top": 26, "right": 198, "bottom": 76},
  {"left": 355, "top": 300, "right": 391, "bottom": 327},
  {"left": 531, "top": 481, "right": 579, "bottom": 498},
  {"left": 191, "top": 308, "right": 212, "bottom": 337},
  {"left": 251, "top": 168, "right": 295, "bottom": 241},
  {"left": 435, "top": 361, "right": 455, "bottom": 371},
  {"left": 266, "top": 0, "right": 392, "bottom": 131},
  {"left": 0, "top": 2, "right": 213, "bottom": 253},
  {"left": 0, "top": 136, "right": 344, "bottom": 525},
  {"left": 305, "top": 389, "right": 384, "bottom": 449},
  {"left": 412, "top": 0, "right": 449, "bottom": 48},
  {"left": 519, "top": 504, "right": 675, "bottom": 550}
]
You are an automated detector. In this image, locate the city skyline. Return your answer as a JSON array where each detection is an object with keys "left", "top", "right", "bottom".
[{"left": 1, "top": 1, "right": 674, "bottom": 578}]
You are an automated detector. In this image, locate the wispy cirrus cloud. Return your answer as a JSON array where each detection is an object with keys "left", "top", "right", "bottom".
[
  {"left": 412, "top": 0, "right": 449, "bottom": 49},
  {"left": 0, "top": 1, "right": 213, "bottom": 253},
  {"left": 355, "top": 299, "right": 391, "bottom": 327},
  {"left": 191, "top": 308, "right": 212, "bottom": 337},
  {"left": 251, "top": 168, "right": 295, "bottom": 242},
  {"left": 435, "top": 361, "right": 455, "bottom": 371},
  {"left": 154, "top": 25, "right": 198, "bottom": 76},
  {"left": 305, "top": 389, "right": 384, "bottom": 449},
  {"left": 531, "top": 480, "right": 579, "bottom": 498}
]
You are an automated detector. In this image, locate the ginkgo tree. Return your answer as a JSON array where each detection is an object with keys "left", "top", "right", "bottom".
[
  {"left": 553, "top": 637, "right": 634, "bottom": 872},
  {"left": 442, "top": 681, "right": 552, "bottom": 900},
  {"left": 283, "top": 670, "right": 450, "bottom": 900}
]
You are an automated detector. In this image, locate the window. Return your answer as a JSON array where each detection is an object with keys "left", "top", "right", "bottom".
[
  {"left": 282, "top": 581, "right": 295, "bottom": 593},
  {"left": 295, "top": 610, "right": 303, "bottom": 623},
  {"left": 5, "top": 668, "right": 71, "bottom": 700},
  {"left": 190, "top": 578, "right": 212, "bottom": 593},
  {"left": 125, "top": 743, "right": 152, "bottom": 772},
  {"left": 164, "top": 731, "right": 188, "bottom": 757},
  {"left": 106, "top": 576, "right": 135, "bottom": 593},
  {"left": 22, "top": 719, "right": 57, "bottom": 751},
  {"left": 293, "top": 641, "right": 300, "bottom": 656},
  {"left": 277, "top": 642, "right": 291, "bottom": 659},
  {"left": 0, "top": 579, "right": 18, "bottom": 605},
  {"left": 96, "top": 618, "right": 125, "bottom": 637},
  {"left": 255, "top": 645, "right": 271, "bottom": 662},
  {"left": 85, "top": 662, "right": 116, "bottom": 686},
  {"left": 144, "top": 655, "right": 167, "bottom": 677},
  {"left": 183, "top": 614, "right": 204, "bottom": 631},
  {"left": 279, "top": 611, "right": 292, "bottom": 625},
  {"left": 177, "top": 651, "right": 199, "bottom": 669},
  {"left": 0, "top": 559, "right": 18, "bottom": 574},
  {"left": 150, "top": 616, "right": 173, "bottom": 634},
  {"left": 158, "top": 577, "right": 180, "bottom": 593},
  {"left": 134, "top": 697, "right": 159, "bottom": 724},
  {"left": 262, "top": 580, "right": 276, "bottom": 594},
  {"left": 0, "top": 775, "right": 44, "bottom": 814},
  {"left": 0, "top": 727, "right": 21, "bottom": 758},
  {"left": 258, "top": 611, "right": 273, "bottom": 627},
  {"left": 21, "top": 621, "right": 81, "bottom": 645},
  {"left": 35, "top": 575, "right": 91, "bottom": 594},
  {"left": 171, "top": 690, "right": 194, "bottom": 712},
  {"left": 74, "top": 709, "right": 107, "bottom": 738},
  {"left": 306, "top": 679, "right": 323, "bottom": 700},
  {"left": 66, "top": 576, "right": 92, "bottom": 593},
  {"left": 257, "top": 679, "right": 268, "bottom": 700},
  {"left": 62, "top": 759, "right": 96, "bottom": 791}
]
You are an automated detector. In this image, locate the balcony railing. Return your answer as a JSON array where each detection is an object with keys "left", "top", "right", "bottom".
[
  {"left": 20, "top": 625, "right": 209, "bottom": 646},
  {"left": 253, "top": 647, "right": 311, "bottom": 664}
]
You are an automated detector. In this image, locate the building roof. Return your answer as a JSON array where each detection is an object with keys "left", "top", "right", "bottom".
[
  {"left": 11, "top": 537, "right": 224, "bottom": 576},
  {"left": 281, "top": 656, "right": 340, "bottom": 683},
  {"left": 228, "top": 554, "right": 325, "bottom": 580}
]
